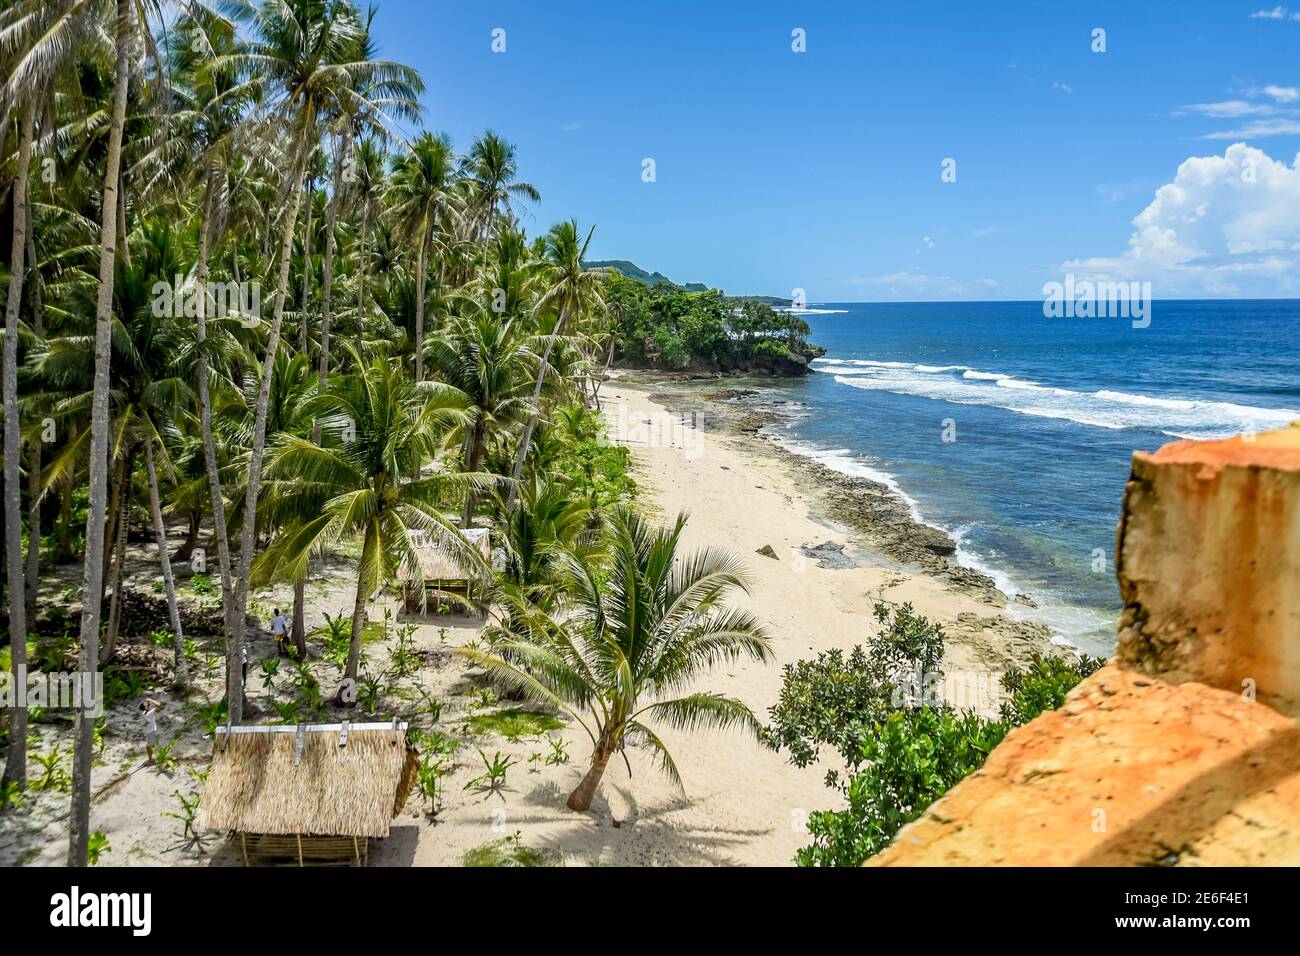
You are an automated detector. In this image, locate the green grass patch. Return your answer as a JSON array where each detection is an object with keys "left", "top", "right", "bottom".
[
  {"left": 462, "top": 832, "right": 557, "bottom": 868},
  {"left": 465, "top": 707, "right": 564, "bottom": 740}
]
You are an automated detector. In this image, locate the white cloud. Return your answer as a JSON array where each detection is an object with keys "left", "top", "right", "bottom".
[
  {"left": 1062, "top": 144, "right": 1300, "bottom": 296},
  {"left": 1250, "top": 5, "right": 1300, "bottom": 19},
  {"left": 920, "top": 235, "right": 935, "bottom": 248},
  {"left": 1262, "top": 85, "right": 1300, "bottom": 102},
  {"left": 559, "top": 121, "right": 582, "bottom": 132},
  {"left": 1052, "top": 81, "right": 1072, "bottom": 94},
  {"left": 1202, "top": 118, "right": 1300, "bottom": 139},
  {"left": 1179, "top": 100, "right": 1273, "bottom": 118}
]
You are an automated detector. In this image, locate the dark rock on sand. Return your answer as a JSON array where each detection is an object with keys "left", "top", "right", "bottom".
[
  {"left": 756, "top": 544, "right": 780, "bottom": 560},
  {"left": 800, "top": 540, "right": 856, "bottom": 569}
]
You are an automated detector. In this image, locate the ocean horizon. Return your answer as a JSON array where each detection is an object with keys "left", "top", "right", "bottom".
[{"left": 739, "top": 299, "right": 1299, "bottom": 655}]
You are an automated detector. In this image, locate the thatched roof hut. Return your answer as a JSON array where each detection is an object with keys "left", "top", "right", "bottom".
[
  {"left": 400, "top": 526, "right": 491, "bottom": 611},
  {"left": 202, "top": 722, "right": 418, "bottom": 866}
]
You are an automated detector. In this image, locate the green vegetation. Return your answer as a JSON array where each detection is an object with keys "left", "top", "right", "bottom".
[
  {"left": 466, "top": 707, "right": 565, "bottom": 740},
  {"left": 462, "top": 831, "right": 558, "bottom": 868},
  {"left": 466, "top": 508, "right": 771, "bottom": 811},
  {"left": 764, "top": 603, "right": 1103, "bottom": 866},
  {"left": 603, "top": 272, "right": 824, "bottom": 374}
]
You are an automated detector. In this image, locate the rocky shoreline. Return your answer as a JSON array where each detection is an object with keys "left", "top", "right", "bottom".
[{"left": 614, "top": 370, "right": 1067, "bottom": 662}]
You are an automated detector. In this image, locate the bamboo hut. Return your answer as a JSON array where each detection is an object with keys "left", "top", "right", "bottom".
[
  {"left": 400, "top": 526, "right": 491, "bottom": 612},
  {"left": 201, "top": 722, "right": 418, "bottom": 866}
]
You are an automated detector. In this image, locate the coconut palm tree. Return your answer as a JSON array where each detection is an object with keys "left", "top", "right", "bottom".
[
  {"left": 36, "top": 221, "right": 195, "bottom": 680},
  {"left": 68, "top": 0, "right": 136, "bottom": 868},
  {"left": 465, "top": 131, "right": 539, "bottom": 265},
  {"left": 315, "top": 6, "right": 421, "bottom": 395},
  {"left": 220, "top": 347, "right": 318, "bottom": 657},
  {"left": 464, "top": 509, "right": 771, "bottom": 811},
  {"left": 222, "top": 0, "right": 413, "bottom": 722},
  {"left": 425, "top": 308, "right": 535, "bottom": 525},
  {"left": 387, "top": 131, "right": 456, "bottom": 382},
  {"left": 506, "top": 220, "right": 605, "bottom": 509},
  {"left": 155, "top": 6, "right": 265, "bottom": 700},
  {"left": 254, "top": 351, "right": 489, "bottom": 694}
]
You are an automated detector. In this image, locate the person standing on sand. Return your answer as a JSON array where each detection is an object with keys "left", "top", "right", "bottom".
[
  {"left": 271, "top": 608, "right": 287, "bottom": 656},
  {"left": 141, "top": 699, "right": 162, "bottom": 765}
]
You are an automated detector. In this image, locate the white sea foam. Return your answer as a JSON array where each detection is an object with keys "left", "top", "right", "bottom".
[
  {"left": 765, "top": 431, "right": 1114, "bottom": 653},
  {"left": 810, "top": 358, "right": 1298, "bottom": 438}
]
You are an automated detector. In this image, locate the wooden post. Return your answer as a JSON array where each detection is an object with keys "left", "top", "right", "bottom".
[
  {"left": 353, "top": 835, "right": 361, "bottom": 866},
  {"left": 296, "top": 832, "right": 303, "bottom": 867},
  {"left": 240, "top": 832, "right": 249, "bottom": 867}
]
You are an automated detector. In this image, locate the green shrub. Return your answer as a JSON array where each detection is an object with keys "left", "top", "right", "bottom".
[{"left": 766, "top": 602, "right": 1104, "bottom": 867}]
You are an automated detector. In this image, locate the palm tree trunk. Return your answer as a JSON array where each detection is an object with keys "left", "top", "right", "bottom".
[
  {"left": 24, "top": 184, "right": 44, "bottom": 629},
  {"left": 461, "top": 417, "right": 486, "bottom": 526},
  {"left": 299, "top": 173, "right": 314, "bottom": 355},
  {"left": 292, "top": 579, "right": 306, "bottom": 659},
  {"left": 144, "top": 441, "right": 188, "bottom": 690},
  {"left": 116, "top": 167, "right": 130, "bottom": 267},
  {"left": 567, "top": 738, "right": 614, "bottom": 811},
  {"left": 1, "top": 96, "right": 35, "bottom": 791},
  {"left": 103, "top": 448, "right": 132, "bottom": 664},
  {"left": 506, "top": 310, "right": 564, "bottom": 510},
  {"left": 194, "top": 170, "right": 238, "bottom": 712},
  {"left": 25, "top": 439, "right": 40, "bottom": 629},
  {"left": 230, "top": 137, "right": 309, "bottom": 723},
  {"left": 413, "top": 222, "right": 430, "bottom": 382},
  {"left": 318, "top": 126, "right": 349, "bottom": 397},
  {"left": 69, "top": 0, "right": 132, "bottom": 868},
  {"left": 172, "top": 512, "right": 199, "bottom": 563},
  {"left": 57, "top": 433, "right": 74, "bottom": 562},
  {"left": 341, "top": 532, "right": 374, "bottom": 697}
]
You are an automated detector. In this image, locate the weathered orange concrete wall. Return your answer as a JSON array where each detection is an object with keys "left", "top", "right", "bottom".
[
  {"left": 1115, "top": 423, "right": 1300, "bottom": 714},
  {"left": 870, "top": 422, "right": 1300, "bottom": 865}
]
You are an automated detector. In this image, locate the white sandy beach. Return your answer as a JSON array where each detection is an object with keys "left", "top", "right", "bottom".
[{"left": 2, "top": 379, "right": 1045, "bottom": 869}]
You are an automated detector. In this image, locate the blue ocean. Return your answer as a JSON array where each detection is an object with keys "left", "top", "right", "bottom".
[{"left": 754, "top": 300, "right": 1300, "bottom": 654}]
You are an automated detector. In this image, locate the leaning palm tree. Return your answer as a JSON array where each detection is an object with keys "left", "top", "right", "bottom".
[
  {"left": 387, "top": 131, "right": 456, "bottom": 382},
  {"left": 253, "top": 351, "right": 489, "bottom": 694},
  {"left": 506, "top": 219, "right": 605, "bottom": 509},
  {"left": 464, "top": 509, "right": 771, "bottom": 811}
]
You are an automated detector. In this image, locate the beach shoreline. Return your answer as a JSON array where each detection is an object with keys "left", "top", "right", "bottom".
[{"left": 603, "top": 372, "right": 1068, "bottom": 678}]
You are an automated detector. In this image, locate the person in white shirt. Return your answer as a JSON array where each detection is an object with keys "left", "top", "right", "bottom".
[
  {"left": 141, "top": 698, "right": 162, "bottom": 765},
  {"left": 271, "top": 608, "right": 287, "bottom": 656}
]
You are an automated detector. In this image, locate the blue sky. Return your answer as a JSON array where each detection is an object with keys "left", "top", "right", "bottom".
[{"left": 370, "top": 1, "right": 1300, "bottom": 301}]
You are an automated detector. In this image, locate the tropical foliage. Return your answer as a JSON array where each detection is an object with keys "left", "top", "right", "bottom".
[
  {"left": 602, "top": 271, "right": 825, "bottom": 373},
  {"left": 764, "top": 604, "right": 1104, "bottom": 866},
  {"left": 0, "top": 0, "right": 782, "bottom": 867}
]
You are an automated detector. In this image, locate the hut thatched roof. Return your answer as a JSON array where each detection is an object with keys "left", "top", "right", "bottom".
[
  {"left": 401, "top": 526, "right": 491, "bottom": 583},
  {"left": 201, "top": 723, "right": 419, "bottom": 839}
]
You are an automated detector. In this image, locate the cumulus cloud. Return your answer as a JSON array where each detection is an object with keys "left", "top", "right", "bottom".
[
  {"left": 1062, "top": 144, "right": 1300, "bottom": 295},
  {"left": 1261, "top": 84, "right": 1300, "bottom": 102}
]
